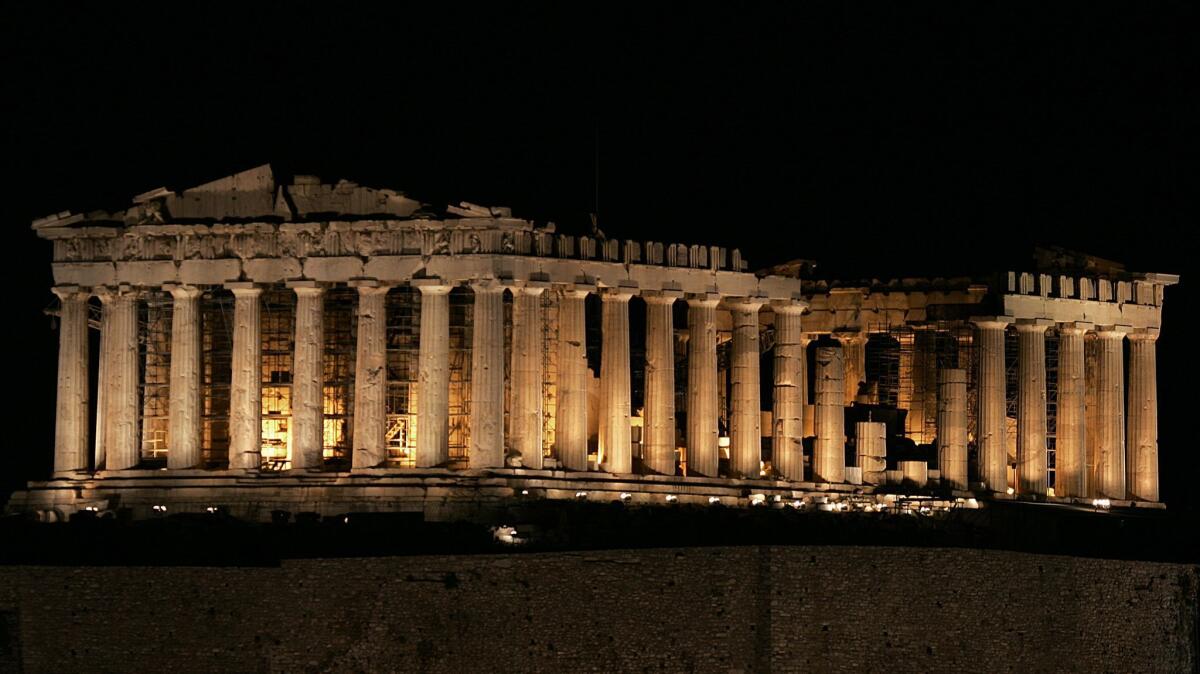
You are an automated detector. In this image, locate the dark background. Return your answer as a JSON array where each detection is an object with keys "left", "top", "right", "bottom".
[{"left": 2, "top": 4, "right": 1195, "bottom": 509}]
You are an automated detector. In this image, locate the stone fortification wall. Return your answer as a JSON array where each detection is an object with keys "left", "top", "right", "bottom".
[{"left": 0, "top": 546, "right": 1195, "bottom": 673}]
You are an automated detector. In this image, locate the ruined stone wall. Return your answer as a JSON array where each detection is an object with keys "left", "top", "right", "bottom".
[{"left": 0, "top": 546, "right": 1194, "bottom": 673}]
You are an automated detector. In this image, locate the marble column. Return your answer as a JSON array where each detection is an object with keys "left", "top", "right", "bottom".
[
  {"left": 1016, "top": 321, "right": 1049, "bottom": 495},
  {"left": 937, "top": 367, "right": 968, "bottom": 490},
  {"left": 351, "top": 282, "right": 390, "bottom": 469},
  {"left": 227, "top": 284, "right": 263, "bottom": 471},
  {"left": 94, "top": 293, "right": 110, "bottom": 470},
  {"left": 510, "top": 284, "right": 546, "bottom": 469},
  {"left": 99, "top": 287, "right": 140, "bottom": 471},
  {"left": 839, "top": 331, "right": 867, "bottom": 406},
  {"left": 973, "top": 319, "right": 1009, "bottom": 492},
  {"left": 554, "top": 287, "right": 590, "bottom": 471},
  {"left": 1055, "top": 323, "right": 1088, "bottom": 497},
  {"left": 643, "top": 292, "right": 680, "bottom": 475},
  {"left": 686, "top": 295, "right": 721, "bottom": 477},
  {"left": 52, "top": 286, "right": 90, "bottom": 474},
  {"left": 856, "top": 421, "right": 887, "bottom": 484},
  {"left": 728, "top": 298, "right": 764, "bottom": 478},
  {"left": 166, "top": 285, "right": 203, "bottom": 469},
  {"left": 1095, "top": 327, "right": 1127, "bottom": 499},
  {"left": 720, "top": 296, "right": 758, "bottom": 474},
  {"left": 415, "top": 281, "right": 452, "bottom": 468},
  {"left": 469, "top": 281, "right": 506, "bottom": 469},
  {"left": 600, "top": 288, "right": 634, "bottom": 474},
  {"left": 1126, "top": 330, "right": 1159, "bottom": 501},
  {"left": 1084, "top": 335, "right": 1100, "bottom": 494},
  {"left": 771, "top": 301, "right": 807, "bottom": 481},
  {"left": 812, "top": 344, "right": 845, "bottom": 483},
  {"left": 290, "top": 283, "right": 325, "bottom": 470}
]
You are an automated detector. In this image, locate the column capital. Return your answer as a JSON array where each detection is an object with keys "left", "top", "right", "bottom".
[
  {"left": 500, "top": 277, "right": 551, "bottom": 291},
  {"left": 1126, "top": 328, "right": 1160, "bottom": 342},
  {"left": 642, "top": 289, "right": 684, "bottom": 305},
  {"left": 686, "top": 292, "right": 722, "bottom": 308},
  {"left": 225, "top": 281, "right": 263, "bottom": 297},
  {"left": 1014, "top": 318, "right": 1053, "bottom": 333},
  {"left": 1095, "top": 324, "right": 1131, "bottom": 338},
  {"left": 723, "top": 296, "right": 766, "bottom": 312},
  {"left": 469, "top": 278, "right": 505, "bottom": 292},
  {"left": 557, "top": 282, "right": 594, "bottom": 299},
  {"left": 347, "top": 277, "right": 392, "bottom": 291},
  {"left": 51, "top": 284, "right": 89, "bottom": 301},
  {"left": 94, "top": 284, "right": 140, "bottom": 302},
  {"left": 286, "top": 279, "right": 327, "bottom": 296},
  {"left": 770, "top": 298, "right": 809, "bottom": 314},
  {"left": 163, "top": 283, "right": 203, "bottom": 300},
  {"left": 352, "top": 284, "right": 391, "bottom": 298},
  {"left": 412, "top": 277, "right": 453, "bottom": 295},
  {"left": 601, "top": 286, "right": 636, "bottom": 301},
  {"left": 970, "top": 315, "right": 1014, "bottom": 329},
  {"left": 514, "top": 282, "right": 548, "bottom": 297},
  {"left": 1057, "top": 321, "right": 1093, "bottom": 335}
]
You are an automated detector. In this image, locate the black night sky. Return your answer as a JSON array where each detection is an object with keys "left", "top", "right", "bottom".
[{"left": 2, "top": 5, "right": 1196, "bottom": 510}]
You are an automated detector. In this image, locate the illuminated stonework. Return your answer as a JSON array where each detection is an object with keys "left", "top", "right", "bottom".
[{"left": 13, "top": 166, "right": 1178, "bottom": 520}]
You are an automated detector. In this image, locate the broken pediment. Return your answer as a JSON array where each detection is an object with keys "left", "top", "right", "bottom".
[
  {"left": 30, "top": 164, "right": 444, "bottom": 229},
  {"left": 447, "top": 201, "right": 512, "bottom": 219},
  {"left": 287, "top": 178, "right": 423, "bottom": 219}
]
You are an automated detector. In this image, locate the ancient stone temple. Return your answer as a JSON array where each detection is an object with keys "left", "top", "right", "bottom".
[{"left": 12, "top": 166, "right": 1178, "bottom": 520}]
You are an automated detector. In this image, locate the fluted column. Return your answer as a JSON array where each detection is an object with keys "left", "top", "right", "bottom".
[
  {"left": 554, "top": 286, "right": 590, "bottom": 471},
  {"left": 351, "top": 282, "right": 390, "bottom": 469},
  {"left": 686, "top": 295, "right": 720, "bottom": 477},
  {"left": 469, "top": 281, "right": 506, "bottom": 469},
  {"left": 99, "top": 287, "right": 140, "bottom": 471},
  {"left": 973, "top": 319, "right": 1009, "bottom": 492},
  {"left": 1127, "top": 330, "right": 1159, "bottom": 501},
  {"left": 227, "top": 284, "right": 262, "bottom": 471},
  {"left": 52, "top": 286, "right": 90, "bottom": 474},
  {"left": 1016, "top": 321, "right": 1049, "bottom": 495},
  {"left": 1095, "top": 327, "right": 1127, "bottom": 498},
  {"left": 857, "top": 421, "right": 887, "bottom": 484},
  {"left": 839, "top": 331, "right": 867, "bottom": 405},
  {"left": 600, "top": 288, "right": 634, "bottom": 474},
  {"left": 290, "top": 283, "right": 325, "bottom": 470},
  {"left": 94, "top": 293, "right": 110, "bottom": 470},
  {"left": 1084, "top": 335, "right": 1100, "bottom": 493},
  {"left": 771, "top": 301, "right": 807, "bottom": 481},
  {"left": 1055, "top": 323, "right": 1088, "bottom": 497},
  {"left": 937, "top": 368, "right": 968, "bottom": 490},
  {"left": 643, "top": 291, "right": 680, "bottom": 475},
  {"left": 510, "top": 284, "right": 546, "bottom": 469},
  {"left": 727, "top": 298, "right": 764, "bottom": 478},
  {"left": 812, "top": 344, "right": 845, "bottom": 483},
  {"left": 415, "top": 281, "right": 452, "bottom": 468},
  {"left": 165, "top": 285, "right": 203, "bottom": 469}
]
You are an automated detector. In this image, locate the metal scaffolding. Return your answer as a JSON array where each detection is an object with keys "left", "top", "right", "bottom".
[
  {"left": 200, "top": 291, "right": 233, "bottom": 467},
  {"left": 322, "top": 286, "right": 355, "bottom": 467},
  {"left": 541, "top": 290, "right": 558, "bottom": 460},
  {"left": 385, "top": 287, "right": 421, "bottom": 467},
  {"left": 449, "top": 287, "right": 473, "bottom": 466},
  {"left": 139, "top": 289, "right": 172, "bottom": 462},
  {"left": 260, "top": 287, "right": 294, "bottom": 470}
]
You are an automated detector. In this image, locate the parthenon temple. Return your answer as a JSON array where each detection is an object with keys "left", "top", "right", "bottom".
[{"left": 11, "top": 166, "right": 1177, "bottom": 520}]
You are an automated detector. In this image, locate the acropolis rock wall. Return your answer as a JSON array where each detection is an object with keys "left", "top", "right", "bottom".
[{"left": 0, "top": 546, "right": 1194, "bottom": 673}]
